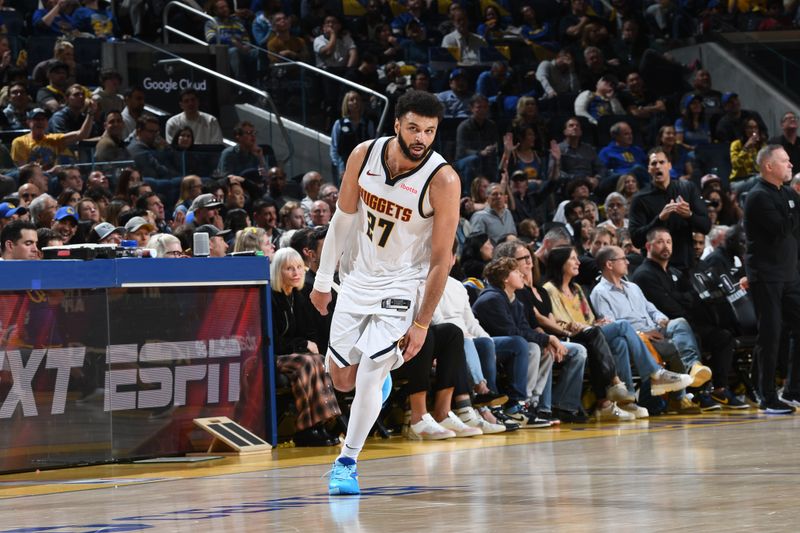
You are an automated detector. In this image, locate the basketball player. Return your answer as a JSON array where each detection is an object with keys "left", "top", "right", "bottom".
[{"left": 311, "top": 91, "right": 461, "bottom": 495}]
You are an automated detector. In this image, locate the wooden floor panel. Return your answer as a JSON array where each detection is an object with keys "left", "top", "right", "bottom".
[{"left": 2, "top": 410, "right": 798, "bottom": 532}]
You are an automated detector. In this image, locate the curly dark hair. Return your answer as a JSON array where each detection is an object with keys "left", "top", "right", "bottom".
[
  {"left": 483, "top": 257, "right": 518, "bottom": 288},
  {"left": 395, "top": 89, "right": 443, "bottom": 120}
]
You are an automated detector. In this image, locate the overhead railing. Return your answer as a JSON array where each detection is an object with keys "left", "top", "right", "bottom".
[
  {"left": 247, "top": 41, "right": 391, "bottom": 135},
  {"left": 162, "top": 1, "right": 219, "bottom": 46}
]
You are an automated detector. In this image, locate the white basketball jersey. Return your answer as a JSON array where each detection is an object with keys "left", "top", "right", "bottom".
[{"left": 341, "top": 136, "right": 449, "bottom": 293}]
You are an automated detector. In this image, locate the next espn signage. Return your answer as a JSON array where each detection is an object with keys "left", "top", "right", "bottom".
[{"left": 0, "top": 285, "right": 266, "bottom": 473}]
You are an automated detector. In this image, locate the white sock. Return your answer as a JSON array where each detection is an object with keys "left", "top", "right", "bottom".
[{"left": 338, "top": 356, "right": 391, "bottom": 462}]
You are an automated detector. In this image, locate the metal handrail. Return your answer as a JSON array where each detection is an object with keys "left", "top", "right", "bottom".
[
  {"left": 129, "top": 37, "right": 294, "bottom": 165},
  {"left": 163, "top": 1, "right": 218, "bottom": 46},
  {"left": 246, "top": 41, "right": 391, "bottom": 134}
]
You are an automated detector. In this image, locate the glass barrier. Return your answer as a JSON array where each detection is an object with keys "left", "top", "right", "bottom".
[{"left": 0, "top": 282, "right": 268, "bottom": 473}]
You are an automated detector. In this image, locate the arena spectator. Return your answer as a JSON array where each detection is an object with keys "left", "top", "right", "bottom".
[
  {"left": 0, "top": 202, "right": 28, "bottom": 231},
  {"left": 619, "top": 71, "right": 667, "bottom": 139},
  {"left": 599, "top": 191, "right": 629, "bottom": 231},
  {"left": 36, "top": 227, "right": 63, "bottom": 254},
  {"left": 36, "top": 62, "right": 71, "bottom": 112},
  {"left": 656, "top": 125, "right": 692, "bottom": 180},
  {"left": 330, "top": 92, "right": 376, "bottom": 181},
  {"left": 436, "top": 69, "right": 473, "bottom": 119},
  {"left": 94, "top": 110, "right": 130, "bottom": 162},
  {"left": 616, "top": 172, "right": 639, "bottom": 204},
  {"left": 279, "top": 201, "right": 305, "bottom": 231},
  {"left": 252, "top": 198, "right": 283, "bottom": 248},
  {"left": 165, "top": 89, "right": 223, "bottom": 145},
  {"left": 309, "top": 200, "right": 331, "bottom": 227},
  {"left": 471, "top": 257, "right": 565, "bottom": 428},
  {"left": 536, "top": 49, "right": 580, "bottom": 99},
  {"left": 460, "top": 232, "right": 493, "bottom": 280},
  {"left": 136, "top": 191, "right": 168, "bottom": 233},
  {"left": 313, "top": 14, "right": 357, "bottom": 69},
  {"left": 400, "top": 20, "right": 431, "bottom": 65},
  {"left": 682, "top": 69, "right": 722, "bottom": 116},
  {"left": 1, "top": 219, "right": 39, "bottom": 260},
  {"left": 265, "top": 11, "right": 310, "bottom": 64},
  {"left": 455, "top": 94, "right": 499, "bottom": 189},
  {"left": 714, "top": 93, "right": 767, "bottom": 144},
  {"left": 578, "top": 46, "right": 614, "bottom": 91},
  {"left": 121, "top": 87, "right": 146, "bottom": 139},
  {"left": 188, "top": 193, "right": 223, "bottom": 228},
  {"left": 518, "top": 4, "right": 557, "bottom": 50},
  {"left": 17, "top": 183, "right": 41, "bottom": 208},
  {"left": 469, "top": 183, "right": 516, "bottom": 243},
  {"left": 675, "top": 94, "right": 711, "bottom": 148},
  {"left": 28, "top": 193, "right": 58, "bottom": 228},
  {"left": 48, "top": 84, "right": 98, "bottom": 138},
  {"left": 106, "top": 199, "right": 131, "bottom": 227},
  {"left": 91, "top": 70, "right": 124, "bottom": 115},
  {"left": 88, "top": 221, "right": 124, "bottom": 245},
  {"left": 574, "top": 75, "right": 624, "bottom": 126},
  {"left": 299, "top": 171, "right": 322, "bottom": 226},
  {"left": 591, "top": 244, "right": 712, "bottom": 414},
  {"left": 56, "top": 166, "right": 84, "bottom": 195},
  {"left": 19, "top": 164, "right": 50, "bottom": 197},
  {"left": 476, "top": 62, "right": 510, "bottom": 99},
  {"left": 76, "top": 197, "right": 100, "bottom": 223},
  {"left": 205, "top": 0, "right": 258, "bottom": 82},
  {"left": 3, "top": 81, "right": 32, "bottom": 129},
  {"left": 730, "top": 117, "right": 768, "bottom": 184},
  {"left": 270, "top": 247, "right": 342, "bottom": 446},
  {"left": 124, "top": 215, "right": 155, "bottom": 247},
  {"left": 233, "top": 226, "right": 275, "bottom": 259},
  {"left": 263, "top": 166, "right": 291, "bottom": 207},
  {"left": 31, "top": 40, "right": 84, "bottom": 88},
  {"left": 545, "top": 246, "right": 693, "bottom": 418},
  {"left": 319, "top": 183, "right": 338, "bottom": 215},
  {"left": 33, "top": 0, "right": 82, "bottom": 37},
  {"left": 503, "top": 127, "right": 560, "bottom": 183},
  {"left": 127, "top": 115, "right": 178, "bottom": 179},
  {"left": 508, "top": 170, "right": 548, "bottom": 227},
  {"left": 11, "top": 104, "right": 96, "bottom": 170},
  {"left": 558, "top": 116, "right": 604, "bottom": 185},
  {"left": 612, "top": 19, "right": 648, "bottom": 70},
  {"left": 431, "top": 258, "right": 514, "bottom": 433},
  {"left": 51, "top": 205, "right": 78, "bottom": 243},
  {"left": 441, "top": 8, "right": 487, "bottom": 65},
  {"left": 510, "top": 98, "right": 550, "bottom": 156},
  {"left": 597, "top": 121, "right": 648, "bottom": 195},
  {"left": 194, "top": 224, "right": 229, "bottom": 257},
  {"left": 768, "top": 111, "right": 800, "bottom": 170},
  {"left": 631, "top": 228, "right": 743, "bottom": 409},
  {"left": 145, "top": 233, "right": 184, "bottom": 257},
  {"left": 218, "top": 121, "right": 272, "bottom": 177}
]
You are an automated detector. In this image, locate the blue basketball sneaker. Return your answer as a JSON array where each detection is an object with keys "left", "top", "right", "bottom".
[
  {"left": 381, "top": 374, "right": 392, "bottom": 405},
  {"left": 328, "top": 457, "right": 360, "bottom": 495}
]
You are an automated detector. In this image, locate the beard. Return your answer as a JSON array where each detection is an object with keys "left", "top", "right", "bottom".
[{"left": 397, "top": 133, "right": 428, "bottom": 162}]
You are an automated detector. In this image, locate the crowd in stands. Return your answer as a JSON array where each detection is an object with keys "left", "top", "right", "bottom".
[{"left": 2, "top": 0, "right": 800, "bottom": 446}]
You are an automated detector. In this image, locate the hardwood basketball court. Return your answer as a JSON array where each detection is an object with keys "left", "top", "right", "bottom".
[{"left": 2, "top": 410, "right": 798, "bottom": 531}]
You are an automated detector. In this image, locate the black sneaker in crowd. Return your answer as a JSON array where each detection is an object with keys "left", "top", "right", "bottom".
[
  {"left": 489, "top": 407, "right": 521, "bottom": 432},
  {"left": 759, "top": 396, "right": 796, "bottom": 415},
  {"left": 473, "top": 392, "right": 509, "bottom": 408},
  {"left": 779, "top": 391, "right": 800, "bottom": 409},
  {"left": 536, "top": 410, "right": 561, "bottom": 425},
  {"left": 552, "top": 407, "right": 589, "bottom": 423}
]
